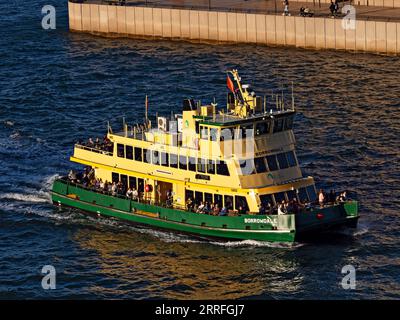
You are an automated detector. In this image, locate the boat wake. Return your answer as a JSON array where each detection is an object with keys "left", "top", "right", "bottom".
[{"left": 0, "top": 192, "right": 49, "bottom": 203}]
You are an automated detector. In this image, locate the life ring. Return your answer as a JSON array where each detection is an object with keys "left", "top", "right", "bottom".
[{"left": 145, "top": 184, "right": 153, "bottom": 193}]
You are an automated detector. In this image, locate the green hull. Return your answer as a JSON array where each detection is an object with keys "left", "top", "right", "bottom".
[{"left": 51, "top": 179, "right": 359, "bottom": 243}]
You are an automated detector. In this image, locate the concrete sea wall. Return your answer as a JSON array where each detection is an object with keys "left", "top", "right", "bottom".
[
  {"left": 68, "top": 1, "right": 400, "bottom": 55},
  {"left": 289, "top": 0, "right": 400, "bottom": 7}
]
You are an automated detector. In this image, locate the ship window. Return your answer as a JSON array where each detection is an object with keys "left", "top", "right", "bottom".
[
  {"left": 274, "top": 192, "right": 286, "bottom": 205},
  {"left": 117, "top": 144, "right": 125, "bottom": 158},
  {"left": 170, "top": 154, "right": 178, "bottom": 168},
  {"left": 129, "top": 176, "right": 137, "bottom": 189},
  {"left": 185, "top": 189, "right": 194, "bottom": 203},
  {"left": 188, "top": 157, "right": 196, "bottom": 172},
  {"left": 235, "top": 196, "right": 249, "bottom": 212},
  {"left": 277, "top": 153, "right": 289, "bottom": 169},
  {"left": 297, "top": 188, "right": 308, "bottom": 203},
  {"left": 200, "top": 126, "right": 208, "bottom": 140},
  {"left": 286, "top": 151, "right": 297, "bottom": 167},
  {"left": 210, "top": 128, "right": 218, "bottom": 141},
  {"left": 207, "top": 159, "right": 215, "bottom": 174},
  {"left": 254, "top": 157, "right": 267, "bottom": 173},
  {"left": 138, "top": 178, "right": 144, "bottom": 193},
  {"left": 239, "top": 124, "right": 254, "bottom": 139},
  {"left": 152, "top": 150, "right": 160, "bottom": 165},
  {"left": 195, "top": 191, "right": 203, "bottom": 205},
  {"left": 143, "top": 149, "right": 151, "bottom": 163},
  {"left": 286, "top": 190, "right": 296, "bottom": 202},
  {"left": 214, "top": 194, "right": 223, "bottom": 207},
  {"left": 120, "top": 174, "right": 128, "bottom": 188},
  {"left": 255, "top": 121, "right": 270, "bottom": 136},
  {"left": 134, "top": 147, "right": 143, "bottom": 162},
  {"left": 220, "top": 127, "right": 234, "bottom": 141},
  {"left": 217, "top": 160, "right": 230, "bottom": 176},
  {"left": 224, "top": 195, "right": 233, "bottom": 210},
  {"left": 179, "top": 155, "right": 188, "bottom": 170},
  {"left": 260, "top": 194, "right": 273, "bottom": 206},
  {"left": 306, "top": 185, "right": 317, "bottom": 202},
  {"left": 273, "top": 118, "right": 284, "bottom": 133},
  {"left": 112, "top": 172, "right": 119, "bottom": 183},
  {"left": 125, "top": 145, "right": 133, "bottom": 160},
  {"left": 204, "top": 193, "right": 213, "bottom": 204},
  {"left": 266, "top": 155, "right": 278, "bottom": 171},
  {"left": 239, "top": 159, "right": 255, "bottom": 175},
  {"left": 197, "top": 158, "right": 206, "bottom": 173},
  {"left": 160, "top": 152, "right": 169, "bottom": 167},
  {"left": 195, "top": 122, "right": 200, "bottom": 134},
  {"left": 284, "top": 115, "right": 294, "bottom": 130}
]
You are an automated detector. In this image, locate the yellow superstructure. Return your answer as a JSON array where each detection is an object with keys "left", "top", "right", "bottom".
[{"left": 71, "top": 70, "right": 317, "bottom": 213}]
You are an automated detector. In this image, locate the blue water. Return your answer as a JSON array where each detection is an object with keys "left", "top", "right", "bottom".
[{"left": 0, "top": 0, "right": 399, "bottom": 299}]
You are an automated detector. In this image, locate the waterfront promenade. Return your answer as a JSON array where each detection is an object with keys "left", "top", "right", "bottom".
[
  {"left": 80, "top": 0, "right": 400, "bottom": 21},
  {"left": 68, "top": 0, "right": 400, "bottom": 54}
]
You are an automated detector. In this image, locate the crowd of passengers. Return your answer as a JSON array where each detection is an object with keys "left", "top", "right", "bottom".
[
  {"left": 68, "top": 167, "right": 143, "bottom": 199},
  {"left": 256, "top": 188, "right": 348, "bottom": 216},
  {"left": 67, "top": 168, "right": 349, "bottom": 216},
  {"left": 77, "top": 136, "right": 113, "bottom": 153}
]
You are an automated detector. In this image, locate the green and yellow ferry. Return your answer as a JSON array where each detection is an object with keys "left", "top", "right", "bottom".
[{"left": 51, "top": 70, "right": 359, "bottom": 243}]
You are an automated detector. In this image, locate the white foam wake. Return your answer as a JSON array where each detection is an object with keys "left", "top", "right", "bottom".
[{"left": 0, "top": 193, "right": 49, "bottom": 203}]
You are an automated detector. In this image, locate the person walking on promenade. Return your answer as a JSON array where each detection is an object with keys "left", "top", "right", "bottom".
[
  {"left": 283, "top": 3, "right": 290, "bottom": 16},
  {"left": 329, "top": 1, "right": 335, "bottom": 18},
  {"left": 334, "top": 0, "right": 339, "bottom": 17}
]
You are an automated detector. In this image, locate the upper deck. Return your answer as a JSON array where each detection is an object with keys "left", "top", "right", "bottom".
[{"left": 70, "top": 70, "right": 314, "bottom": 203}]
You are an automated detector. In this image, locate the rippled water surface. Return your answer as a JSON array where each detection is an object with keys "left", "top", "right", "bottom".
[{"left": 1, "top": 0, "right": 399, "bottom": 299}]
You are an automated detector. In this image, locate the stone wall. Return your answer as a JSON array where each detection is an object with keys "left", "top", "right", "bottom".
[{"left": 69, "top": 2, "right": 400, "bottom": 55}]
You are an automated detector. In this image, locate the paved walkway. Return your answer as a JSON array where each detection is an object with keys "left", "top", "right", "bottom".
[{"left": 81, "top": 0, "right": 400, "bottom": 22}]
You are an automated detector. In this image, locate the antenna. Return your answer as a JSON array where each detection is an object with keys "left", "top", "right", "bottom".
[{"left": 291, "top": 81, "right": 295, "bottom": 110}]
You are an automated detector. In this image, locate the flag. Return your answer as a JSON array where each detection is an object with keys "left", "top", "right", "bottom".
[{"left": 227, "top": 75, "right": 235, "bottom": 93}]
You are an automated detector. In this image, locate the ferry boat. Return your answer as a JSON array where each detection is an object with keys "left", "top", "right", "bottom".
[{"left": 51, "top": 70, "right": 359, "bottom": 242}]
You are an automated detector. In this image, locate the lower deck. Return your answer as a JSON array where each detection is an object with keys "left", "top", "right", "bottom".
[{"left": 51, "top": 178, "right": 359, "bottom": 242}]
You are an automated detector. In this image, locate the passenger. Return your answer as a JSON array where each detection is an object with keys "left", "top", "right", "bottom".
[
  {"left": 318, "top": 189, "right": 325, "bottom": 207},
  {"left": 328, "top": 190, "right": 335, "bottom": 204},
  {"left": 166, "top": 189, "right": 173, "bottom": 206},
  {"left": 204, "top": 202, "right": 212, "bottom": 214},
  {"left": 126, "top": 187, "right": 133, "bottom": 199},
  {"left": 278, "top": 201, "right": 287, "bottom": 215},
  {"left": 292, "top": 198, "right": 299, "bottom": 214},
  {"left": 219, "top": 206, "right": 228, "bottom": 216},
  {"left": 238, "top": 206, "right": 247, "bottom": 215},
  {"left": 197, "top": 201, "right": 205, "bottom": 213},
  {"left": 213, "top": 204, "right": 220, "bottom": 216},
  {"left": 131, "top": 188, "right": 139, "bottom": 201},
  {"left": 286, "top": 201, "right": 293, "bottom": 214},
  {"left": 186, "top": 197, "right": 193, "bottom": 211},
  {"left": 88, "top": 137, "right": 94, "bottom": 146},
  {"left": 68, "top": 170, "right": 77, "bottom": 182},
  {"left": 111, "top": 182, "right": 117, "bottom": 196},
  {"left": 99, "top": 179, "right": 104, "bottom": 190},
  {"left": 258, "top": 204, "right": 266, "bottom": 215},
  {"left": 265, "top": 202, "right": 273, "bottom": 215},
  {"left": 338, "top": 191, "right": 347, "bottom": 202}
]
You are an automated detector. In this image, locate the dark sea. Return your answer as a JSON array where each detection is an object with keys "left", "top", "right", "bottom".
[{"left": 1, "top": 0, "right": 399, "bottom": 299}]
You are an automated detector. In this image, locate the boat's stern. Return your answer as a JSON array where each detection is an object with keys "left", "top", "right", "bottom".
[{"left": 295, "top": 201, "right": 359, "bottom": 239}]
